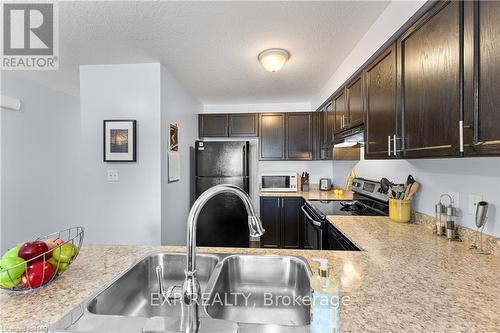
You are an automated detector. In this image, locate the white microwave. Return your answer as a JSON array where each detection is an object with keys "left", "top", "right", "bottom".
[{"left": 260, "top": 173, "right": 298, "bottom": 192}]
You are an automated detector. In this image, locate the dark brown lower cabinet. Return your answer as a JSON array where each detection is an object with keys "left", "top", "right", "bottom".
[{"left": 260, "top": 196, "right": 303, "bottom": 249}]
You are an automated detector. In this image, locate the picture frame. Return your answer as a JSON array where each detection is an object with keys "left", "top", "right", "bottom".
[{"left": 103, "top": 120, "right": 137, "bottom": 162}]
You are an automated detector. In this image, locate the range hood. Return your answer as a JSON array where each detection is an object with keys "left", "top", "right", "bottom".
[{"left": 333, "top": 126, "right": 364, "bottom": 160}]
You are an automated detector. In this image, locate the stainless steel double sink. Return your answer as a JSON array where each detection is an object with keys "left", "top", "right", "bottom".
[{"left": 50, "top": 252, "right": 312, "bottom": 333}]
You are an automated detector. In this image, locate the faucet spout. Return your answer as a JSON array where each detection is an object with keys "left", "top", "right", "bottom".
[{"left": 181, "top": 184, "right": 265, "bottom": 332}]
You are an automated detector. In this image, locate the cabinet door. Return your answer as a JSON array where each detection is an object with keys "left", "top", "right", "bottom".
[
  {"left": 397, "top": 1, "right": 461, "bottom": 158},
  {"left": 199, "top": 114, "right": 229, "bottom": 137},
  {"left": 259, "top": 113, "right": 285, "bottom": 161},
  {"left": 325, "top": 101, "right": 335, "bottom": 145},
  {"left": 465, "top": 1, "right": 500, "bottom": 155},
  {"left": 260, "top": 197, "right": 281, "bottom": 248},
  {"left": 229, "top": 114, "right": 258, "bottom": 137},
  {"left": 286, "top": 113, "right": 313, "bottom": 160},
  {"left": 334, "top": 90, "right": 347, "bottom": 132},
  {"left": 346, "top": 75, "right": 364, "bottom": 128},
  {"left": 281, "top": 197, "right": 303, "bottom": 249},
  {"left": 365, "top": 44, "right": 397, "bottom": 159}
]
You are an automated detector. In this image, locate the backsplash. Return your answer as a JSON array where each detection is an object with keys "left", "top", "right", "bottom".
[{"left": 333, "top": 157, "right": 500, "bottom": 238}]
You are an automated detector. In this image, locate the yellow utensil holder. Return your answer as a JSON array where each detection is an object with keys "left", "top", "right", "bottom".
[{"left": 389, "top": 199, "right": 411, "bottom": 223}]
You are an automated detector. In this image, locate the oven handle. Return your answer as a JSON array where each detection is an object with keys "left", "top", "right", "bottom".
[{"left": 301, "top": 205, "right": 322, "bottom": 227}]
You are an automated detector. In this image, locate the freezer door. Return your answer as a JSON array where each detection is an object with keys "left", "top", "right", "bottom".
[
  {"left": 195, "top": 176, "right": 250, "bottom": 247},
  {"left": 195, "top": 141, "right": 249, "bottom": 177}
]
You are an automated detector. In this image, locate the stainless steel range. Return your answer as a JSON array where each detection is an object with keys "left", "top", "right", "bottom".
[{"left": 302, "top": 178, "right": 389, "bottom": 251}]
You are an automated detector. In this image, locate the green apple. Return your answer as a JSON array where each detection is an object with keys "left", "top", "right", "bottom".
[
  {"left": 2, "top": 246, "right": 20, "bottom": 259},
  {"left": 0, "top": 256, "right": 26, "bottom": 285},
  {"left": 52, "top": 243, "right": 77, "bottom": 263},
  {"left": 48, "top": 257, "right": 69, "bottom": 272},
  {"left": 0, "top": 276, "right": 21, "bottom": 288}
]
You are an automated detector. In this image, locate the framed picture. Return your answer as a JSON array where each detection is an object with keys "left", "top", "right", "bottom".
[
  {"left": 103, "top": 120, "right": 137, "bottom": 162},
  {"left": 169, "top": 123, "right": 179, "bottom": 151}
]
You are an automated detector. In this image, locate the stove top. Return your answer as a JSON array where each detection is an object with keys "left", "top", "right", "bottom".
[
  {"left": 307, "top": 200, "right": 384, "bottom": 217},
  {"left": 306, "top": 178, "right": 390, "bottom": 218}
]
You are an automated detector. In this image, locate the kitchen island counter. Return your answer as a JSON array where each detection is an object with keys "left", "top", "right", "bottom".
[{"left": 1, "top": 217, "right": 499, "bottom": 332}]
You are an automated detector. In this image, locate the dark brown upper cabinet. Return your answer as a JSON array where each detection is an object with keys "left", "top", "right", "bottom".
[
  {"left": 199, "top": 113, "right": 258, "bottom": 137},
  {"left": 259, "top": 113, "right": 286, "bottom": 160},
  {"left": 397, "top": 0, "right": 461, "bottom": 158},
  {"left": 324, "top": 101, "right": 335, "bottom": 145},
  {"left": 346, "top": 75, "right": 364, "bottom": 128},
  {"left": 364, "top": 44, "right": 398, "bottom": 159},
  {"left": 286, "top": 112, "right": 314, "bottom": 160},
  {"left": 334, "top": 90, "right": 346, "bottom": 132},
  {"left": 463, "top": 0, "right": 500, "bottom": 156},
  {"left": 228, "top": 113, "right": 258, "bottom": 137},
  {"left": 199, "top": 114, "right": 228, "bottom": 137},
  {"left": 259, "top": 113, "right": 315, "bottom": 161}
]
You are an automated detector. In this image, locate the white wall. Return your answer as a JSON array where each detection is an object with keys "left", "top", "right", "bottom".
[
  {"left": 204, "top": 102, "right": 311, "bottom": 113},
  {"left": 332, "top": 158, "right": 500, "bottom": 238},
  {"left": 0, "top": 73, "right": 80, "bottom": 252},
  {"left": 79, "top": 64, "right": 162, "bottom": 245},
  {"left": 313, "top": 0, "right": 426, "bottom": 110},
  {"left": 160, "top": 66, "right": 202, "bottom": 246}
]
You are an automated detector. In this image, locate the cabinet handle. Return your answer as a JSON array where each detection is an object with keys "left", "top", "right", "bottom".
[
  {"left": 459, "top": 120, "right": 464, "bottom": 153},
  {"left": 388, "top": 136, "right": 392, "bottom": 156},
  {"left": 393, "top": 134, "right": 397, "bottom": 156}
]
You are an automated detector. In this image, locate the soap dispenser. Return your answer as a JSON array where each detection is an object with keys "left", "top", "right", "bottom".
[{"left": 310, "top": 258, "right": 340, "bottom": 333}]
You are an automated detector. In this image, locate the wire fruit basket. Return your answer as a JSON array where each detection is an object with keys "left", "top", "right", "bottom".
[{"left": 0, "top": 226, "right": 84, "bottom": 293}]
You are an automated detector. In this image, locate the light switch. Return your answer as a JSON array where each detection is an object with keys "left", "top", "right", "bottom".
[{"left": 107, "top": 169, "right": 119, "bottom": 182}]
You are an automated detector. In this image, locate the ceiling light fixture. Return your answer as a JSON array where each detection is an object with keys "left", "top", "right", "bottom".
[{"left": 258, "top": 48, "right": 290, "bottom": 72}]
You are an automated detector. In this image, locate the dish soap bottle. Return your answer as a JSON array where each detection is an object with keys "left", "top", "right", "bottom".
[{"left": 310, "top": 258, "right": 340, "bottom": 333}]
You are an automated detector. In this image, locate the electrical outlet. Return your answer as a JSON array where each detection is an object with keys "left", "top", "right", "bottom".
[
  {"left": 107, "top": 169, "right": 119, "bottom": 182},
  {"left": 468, "top": 194, "right": 483, "bottom": 214}
]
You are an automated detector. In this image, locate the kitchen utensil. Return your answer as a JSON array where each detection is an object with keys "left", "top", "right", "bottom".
[
  {"left": 405, "top": 182, "right": 420, "bottom": 200},
  {"left": 380, "top": 178, "right": 391, "bottom": 195},
  {"left": 435, "top": 194, "right": 456, "bottom": 237},
  {"left": 474, "top": 201, "right": 490, "bottom": 255}
]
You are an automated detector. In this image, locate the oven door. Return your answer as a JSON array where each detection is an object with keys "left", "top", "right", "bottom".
[{"left": 301, "top": 204, "right": 323, "bottom": 250}]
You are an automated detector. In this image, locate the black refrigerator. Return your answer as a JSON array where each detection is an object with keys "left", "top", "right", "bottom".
[{"left": 194, "top": 141, "right": 250, "bottom": 247}]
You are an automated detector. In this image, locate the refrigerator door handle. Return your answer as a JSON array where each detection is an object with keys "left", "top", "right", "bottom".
[{"left": 242, "top": 145, "right": 247, "bottom": 177}]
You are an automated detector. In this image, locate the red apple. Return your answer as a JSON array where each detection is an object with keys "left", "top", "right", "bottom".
[
  {"left": 18, "top": 241, "right": 50, "bottom": 261},
  {"left": 21, "top": 261, "right": 54, "bottom": 288},
  {"left": 44, "top": 238, "right": 65, "bottom": 250}
]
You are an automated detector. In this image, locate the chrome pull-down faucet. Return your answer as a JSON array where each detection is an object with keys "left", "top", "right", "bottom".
[{"left": 180, "top": 184, "right": 265, "bottom": 333}]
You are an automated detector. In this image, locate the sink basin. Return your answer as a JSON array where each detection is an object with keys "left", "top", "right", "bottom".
[
  {"left": 205, "top": 255, "right": 311, "bottom": 326},
  {"left": 51, "top": 253, "right": 312, "bottom": 333},
  {"left": 87, "top": 253, "right": 219, "bottom": 317}
]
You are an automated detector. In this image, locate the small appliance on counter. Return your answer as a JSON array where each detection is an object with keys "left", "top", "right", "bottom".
[
  {"left": 319, "top": 178, "right": 332, "bottom": 191},
  {"left": 260, "top": 172, "right": 298, "bottom": 192}
]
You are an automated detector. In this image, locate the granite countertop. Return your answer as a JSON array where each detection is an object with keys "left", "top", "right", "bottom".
[
  {"left": 259, "top": 188, "right": 354, "bottom": 201},
  {"left": 1, "top": 217, "right": 499, "bottom": 332}
]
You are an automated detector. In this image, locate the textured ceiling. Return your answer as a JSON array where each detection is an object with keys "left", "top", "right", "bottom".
[{"left": 11, "top": 1, "right": 390, "bottom": 104}]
